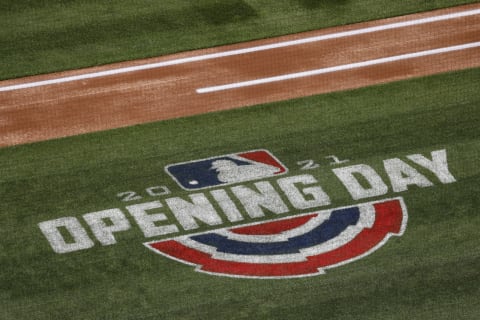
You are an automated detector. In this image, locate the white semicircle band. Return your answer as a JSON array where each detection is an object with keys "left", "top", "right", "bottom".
[
  {"left": 216, "top": 211, "right": 332, "bottom": 243},
  {"left": 216, "top": 203, "right": 374, "bottom": 243},
  {"left": 178, "top": 226, "right": 360, "bottom": 264},
  {"left": 175, "top": 205, "right": 375, "bottom": 264},
  {"left": 298, "top": 204, "right": 376, "bottom": 257}
]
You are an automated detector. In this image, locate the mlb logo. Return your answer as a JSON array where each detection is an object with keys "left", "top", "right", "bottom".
[{"left": 165, "top": 149, "right": 287, "bottom": 190}]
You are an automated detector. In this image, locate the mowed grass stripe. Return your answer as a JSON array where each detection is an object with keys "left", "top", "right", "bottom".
[{"left": 1, "top": 0, "right": 478, "bottom": 80}]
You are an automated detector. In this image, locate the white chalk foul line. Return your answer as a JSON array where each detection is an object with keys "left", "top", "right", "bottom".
[
  {"left": 196, "top": 41, "right": 480, "bottom": 94},
  {"left": 1, "top": 8, "right": 480, "bottom": 92}
]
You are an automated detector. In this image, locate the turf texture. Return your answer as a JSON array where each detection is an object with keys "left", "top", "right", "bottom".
[
  {"left": 1, "top": 67, "right": 479, "bottom": 319},
  {"left": 0, "top": 0, "right": 479, "bottom": 80},
  {"left": 1, "top": 1, "right": 480, "bottom": 319}
]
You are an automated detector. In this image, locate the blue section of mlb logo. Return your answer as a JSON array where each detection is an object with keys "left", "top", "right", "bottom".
[{"left": 165, "top": 150, "right": 287, "bottom": 190}]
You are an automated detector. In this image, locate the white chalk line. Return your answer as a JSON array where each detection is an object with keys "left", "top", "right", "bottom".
[
  {"left": 196, "top": 41, "right": 480, "bottom": 93},
  {"left": 1, "top": 7, "right": 479, "bottom": 92}
]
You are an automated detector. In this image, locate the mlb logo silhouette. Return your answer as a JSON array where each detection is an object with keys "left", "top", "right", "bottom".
[{"left": 165, "top": 150, "right": 287, "bottom": 190}]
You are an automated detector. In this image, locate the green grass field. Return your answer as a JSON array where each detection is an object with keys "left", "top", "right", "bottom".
[
  {"left": 1, "top": 68, "right": 479, "bottom": 319},
  {"left": 0, "top": 0, "right": 478, "bottom": 80},
  {"left": 1, "top": 1, "right": 480, "bottom": 319}
]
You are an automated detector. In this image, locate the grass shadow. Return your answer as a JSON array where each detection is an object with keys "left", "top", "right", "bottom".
[{"left": 195, "top": 0, "right": 257, "bottom": 25}]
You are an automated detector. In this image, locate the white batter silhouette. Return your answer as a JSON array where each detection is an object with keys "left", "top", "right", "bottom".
[{"left": 211, "top": 159, "right": 279, "bottom": 183}]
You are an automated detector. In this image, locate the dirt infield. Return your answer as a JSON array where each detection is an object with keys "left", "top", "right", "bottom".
[{"left": 1, "top": 3, "right": 479, "bottom": 147}]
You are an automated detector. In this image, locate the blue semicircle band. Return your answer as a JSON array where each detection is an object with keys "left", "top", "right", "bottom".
[{"left": 190, "top": 207, "right": 360, "bottom": 255}]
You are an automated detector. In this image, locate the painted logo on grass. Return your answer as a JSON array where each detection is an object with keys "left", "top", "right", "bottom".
[
  {"left": 40, "top": 149, "right": 459, "bottom": 279},
  {"left": 165, "top": 149, "right": 287, "bottom": 190},
  {"left": 145, "top": 198, "right": 407, "bottom": 278}
]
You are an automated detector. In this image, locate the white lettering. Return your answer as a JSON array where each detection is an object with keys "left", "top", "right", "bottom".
[
  {"left": 38, "top": 217, "right": 94, "bottom": 254},
  {"left": 146, "top": 186, "right": 171, "bottom": 197},
  {"left": 83, "top": 209, "right": 131, "bottom": 246},
  {"left": 277, "top": 174, "right": 330, "bottom": 209},
  {"left": 407, "top": 149, "right": 456, "bottom": 184},
  {"left": 384, "top": 158, "right": 433, "bottom": 192},
  {"left": 231, "top": 181, "right": 289, "bottom": 218},
  {"left": 333, "top": 164, "right": 389, "bottom": 200},
  {"left": 126, "top": 201, "right": 179, "bottom": 237},
  {"left": 166, "top": 194, "right": 223, "bottom": 230},
  {"left": 210, "top": 189, "right": 244, "bottom": 222}
]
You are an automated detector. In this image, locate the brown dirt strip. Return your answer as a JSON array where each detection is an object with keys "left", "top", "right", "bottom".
[{"left": 1, "top": 3, "right": 480, "bottom": 147}]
